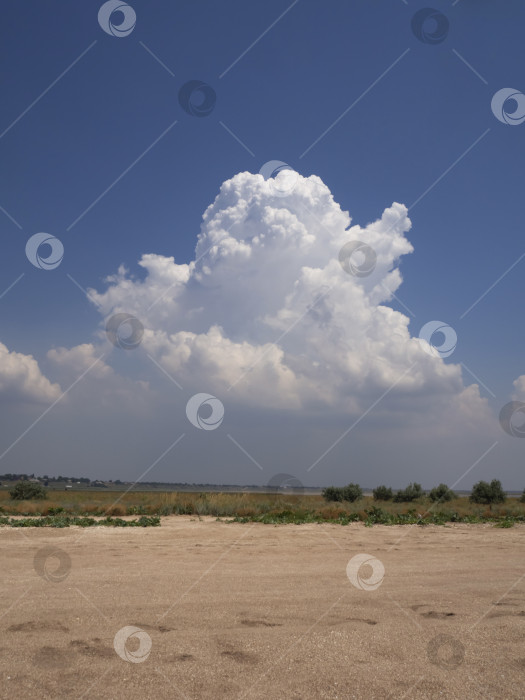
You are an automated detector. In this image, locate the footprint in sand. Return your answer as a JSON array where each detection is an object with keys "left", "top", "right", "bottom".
[
  {"left": 410, "top": 605, "right": 455, "bottom": 619},
  {"left": 33, "top": 646, "right": 70, "bottom": 669},
  {"left": 240, "top": 619, "right": 282, "bottom": 627},
  {"left": 328, "top": 617, "right": 378, "bottom": 626},
  {"left": 8, "top": 621, "right": 69, "bottom": 633},
  {"left": 221, "top": 649, "right": 258, "bottom": 664},
  {"left": 217, "top": 639, "right": 259, "bottom": 664},
  {"left": 487, "top": 610, "right": 525, "bottom": 619},
  {"left": 131, "top": 622, "right": 175, "bottom": 633},
  {"left": 69, "top": 638, "right": 114, "bottom": 658}
]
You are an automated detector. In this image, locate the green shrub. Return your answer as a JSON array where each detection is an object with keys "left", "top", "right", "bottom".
[
  {"left": 364, "top": 505, "right": 392, "bottom": 525},
  {"left": 322, "top": 484, "right": 362, "bottom": 502},
  {"left": 340, "top": 512, "right": 361, "bottom": 523},
  {"left": 393, "top": 482, "right": 423, "bottom": 503},
  {"left": 519, "top": 489, "right": 525, "bottom": 504},
  {"left": 373, "top": 485, "right": 393, "bottom": 501},
  {"left": 342, "top": 483, "right": 363, "bottom": 502},
  {"left": 126, "top": 505, "right": 148, "bottom": 515},
  {"left": 322, "top": 486, "right": 344, "bottom": 502},
  {"left": 494, "top": 519, "right": 514, "bottom": 528},
  {"left": 470, "top": 479, "right": 506, "bottom": 505},
  {"left": 429, "top": 483, "right": 455, "bottom": 503},
  {"left": 430, "top": 511, "right": 453, "bottom": 525},
  {"left": 396, "top": 508, "right": 421, "bottom": 524},
  {"left": 9, "top": 481, "right": 47, "bottom": 500},
  {"left": 175, "top": 502, "right": 195, "bottom": 515}
]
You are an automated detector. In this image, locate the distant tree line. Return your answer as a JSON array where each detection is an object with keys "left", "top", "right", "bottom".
[
  {"left": 323, "top": 479, "right": 517, "bottom": 505},
  {"left": 2, "top": 475, "right": 520, "bottom": 506},
  {"left": 0, "top": 475, "right": 262, "bottom": 488},
  {"left": 0, "top": 473, "right": 90, "bottom": 483}
]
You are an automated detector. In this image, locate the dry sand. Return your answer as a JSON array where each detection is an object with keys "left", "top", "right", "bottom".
[{"left": 0, "top": 518, "right": 524, "bottom": 699}]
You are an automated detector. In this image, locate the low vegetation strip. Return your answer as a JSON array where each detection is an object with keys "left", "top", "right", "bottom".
[
  {"left": 1, "top": 486, "right": 525, "bottom": 526},
  {"left": 227, "top": 506, "right": 525, "bottom": 527},
  {"left": 0, "top": 515, "right": 160, "bottom": 528}
]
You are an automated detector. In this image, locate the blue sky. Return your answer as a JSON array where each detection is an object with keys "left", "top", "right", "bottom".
[{"left": 1, "top": 0, "right": 525, "bottom": 487}]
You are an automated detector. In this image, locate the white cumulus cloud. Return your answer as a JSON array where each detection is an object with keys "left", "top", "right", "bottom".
[
  {"left": 0, "top": 342, "right": 61, "bottom": 404},
  {"left": 85, "top": 170, "right": 490, "bottom": 431},
  {"left": 46, "top": 343, "right": 150, "bottom": 410},
  {"left": 47, "top": 343, "right": 112, "bottom": 379},
  {"left": 511, "top": 375, "right": 525, "bottom": 401}
]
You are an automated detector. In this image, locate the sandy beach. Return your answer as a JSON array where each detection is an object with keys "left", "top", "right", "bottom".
[{"left": 1, "top": 518, "right": 524, "bottom": 699}]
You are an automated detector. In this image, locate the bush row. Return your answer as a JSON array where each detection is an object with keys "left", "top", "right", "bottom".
[{"left": 323, "top": 479, "right": 511, "bottom": 504}]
